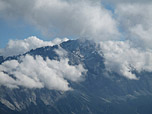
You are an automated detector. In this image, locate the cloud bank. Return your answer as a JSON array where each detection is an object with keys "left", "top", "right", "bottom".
[
  {"left": 1, "top": 0, "right": 152, "bottom": 80},
  {"left": 0, "top": 0, "right": 120, "bottom": 40},
  {"left": 98, "top": 2, "right": 152, "bottom": 79},
  {"left": 0, "top": 49, "right": 86, "bottom": 91},
  {"left": 115, "top": 3, "right": 152, "bottom": 49},
  {"left": 99, "top": 41, "right": 152, "bottom": 79},
  {"left": 103, "top": 0, "right": 152, "bottom": 4},
  {"left": 0, "top": 36, "right": 68, "bottom": 57}
]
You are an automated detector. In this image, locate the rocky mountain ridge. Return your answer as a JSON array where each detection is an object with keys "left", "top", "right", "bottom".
[{"left": 0, "top": 39, "right": 152, "bottom": 114}]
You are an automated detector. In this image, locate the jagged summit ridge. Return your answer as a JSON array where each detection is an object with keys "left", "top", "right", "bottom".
[{"left": 0, "top": 39, "right": 152, "bottom": 114}]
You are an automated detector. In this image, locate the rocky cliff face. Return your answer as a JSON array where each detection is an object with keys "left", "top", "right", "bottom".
[
  {"left": 0, "top": 39, "right": 152, "bottom": 114},
  {"left": 0, "top": 56, "right": 3, "bottom": 64}
]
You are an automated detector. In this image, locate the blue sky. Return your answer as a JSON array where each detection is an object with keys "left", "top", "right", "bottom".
[
  {"left": 0, "top": 0, "right": 152, "bottom": 49},
  {"left": 0, "top": 18, "right": 44, "bottom": 48},
  {"left": 0, "top": 0, "right": 116, "bottom": 48}
]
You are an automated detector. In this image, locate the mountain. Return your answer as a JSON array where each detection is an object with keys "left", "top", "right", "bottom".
[
  {"left": 0, "top": 39, "right": 152, "bottom": 114},
  {"left": 0, "top": 56, "right": 3, "bottom": 64}
]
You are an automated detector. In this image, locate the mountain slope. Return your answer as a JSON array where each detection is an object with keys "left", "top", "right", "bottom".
[{"left": 0, "top": 39, "right": 152, "bottom": 114}]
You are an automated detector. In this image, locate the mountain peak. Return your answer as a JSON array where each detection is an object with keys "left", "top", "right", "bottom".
[{"left": 0, "top": 39, "right": 152, "bottom": 114}]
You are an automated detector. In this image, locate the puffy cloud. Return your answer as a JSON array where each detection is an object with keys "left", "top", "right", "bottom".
[
  {"left": 115, "top": 3, "right": 152, "bottom": 49},
  {"left": 0, "top": 72, "right": 18, "bottom": 88},
  {"left": 99, "top": 41, "right": 152, "bottom": 79},
  {"left": 0, "top": 0, "right": 120, "bottom": 41},
  {"left": 0, "top": 36, "right": 69, "bottom": 57},
  {"left": 102, "top": 0, "right": 152, "bottom": 4},
  {"left": 1, "top": 0, "right": 152, "bottom": 81},
  {"left": 0, "top": 49, "right": 86, "bottom": 91},
  {"left": 97, "top": 2, "right": 152, "bottom": 79}
]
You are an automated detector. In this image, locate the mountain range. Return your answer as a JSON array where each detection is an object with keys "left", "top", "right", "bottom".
[{"left": 0, "top": 39, "right": 152, "bottom": 114}]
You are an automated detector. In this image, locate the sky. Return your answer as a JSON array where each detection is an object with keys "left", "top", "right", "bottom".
[
  {"left": 0, "top": 0, "right": 151, "bottom": 47},
  {"left": 0, "top": 0, "right": 152, "bottom": 91},
  {"left": 0, "top": 18, "right": 45, "bottom": 48},
  {"left": 0, "top": 0, "right": 118, "bottom": 48}
]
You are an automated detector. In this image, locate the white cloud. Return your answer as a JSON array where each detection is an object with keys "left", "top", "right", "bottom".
[
  {"left": 0, "top": 49, "right": 86, "bottom": 91},
  {"left": 99, "top": 41, "right": 152, "bottom": 79},
  {"left": 0, "top": 36, "right": 69, "bottom": 57},
  {"left": 102, "top": 0, "right": 152, "bottom": 5},
  {"left": 0, "top": 72, "right": 18, "bottom": 88},
  {"left": 0, "top": 0, "right": 120, "bottom": 41},
  {"left": 98, "top": 2, "right": 152, "bottom": 79},
  {"left": 115, "top": 3, "right": 152, "bottom": 49},
  {"left": 91, "top": 2, "right": 152, "bottom": 80},
  {"left": 54, "top": 46, "right": 68, "bottom": 57},
  {"left": 1, "top": 0, "right": 152, "bottom": 82}
]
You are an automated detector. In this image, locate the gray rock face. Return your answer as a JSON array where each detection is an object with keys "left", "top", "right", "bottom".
[
  {"left": 0, "top": 56, "right": 3, "bottom": 64},
  {"left": 0, "top": 39, "right": 152, "bottom": 114}
]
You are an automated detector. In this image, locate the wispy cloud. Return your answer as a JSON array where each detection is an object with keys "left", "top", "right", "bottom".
[{"left": 115, "top": 3, "right": 152, "bottom": 49}]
